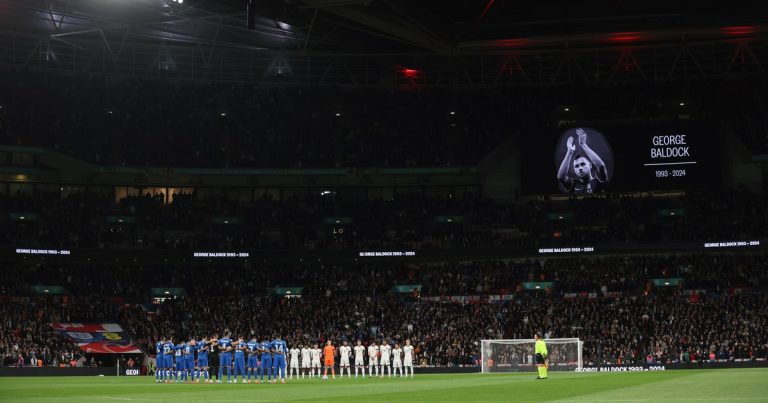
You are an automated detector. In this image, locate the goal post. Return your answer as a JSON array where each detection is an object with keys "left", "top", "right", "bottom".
[{"left": 480, "top": 338, "right": 583, "bottom": 373}]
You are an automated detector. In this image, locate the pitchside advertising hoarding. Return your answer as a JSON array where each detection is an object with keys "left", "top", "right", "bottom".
[
  {"left": 522, "top": 122, "right": 717, "bottom": 194},
  {"left": 576, "top": 365, "right": 666, "bottom": 372}
]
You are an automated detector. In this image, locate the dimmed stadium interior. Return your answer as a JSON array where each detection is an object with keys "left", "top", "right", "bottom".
[{"left": 0, "top": 1, "right": 767, "bottom": 399}]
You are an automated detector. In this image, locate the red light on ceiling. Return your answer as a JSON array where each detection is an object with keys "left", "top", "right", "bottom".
[
  {"left": 493, "top": 38, "right": 530, "bottom": 48},
  {"left": 607, "top": 32, "right": 643, "bottom": 43},
  {"left": 400, "top": 68, "right": 420, "bottom": 79},
  {"left": 723, "top": 26, "right": 757, "bottom": 36}
]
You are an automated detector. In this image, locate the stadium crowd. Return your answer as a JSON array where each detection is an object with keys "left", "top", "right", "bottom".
[
  {"left": 2, "top": 254, "right": 766, "bottom": 368},
  {"left": 1, "top": 189, "right": 766, "bottom": 251},
  {"left": 5, "top": 254, "right": 766, "bottom": 300},
  {"left": 507, "top": 292, "right": 768, "bottom": 365},
  {"left": 0, "top": 299, "right": 112, "bottom": 367},
  {"left": 1, "top": 70, "right": 767, "bottom": 372}
]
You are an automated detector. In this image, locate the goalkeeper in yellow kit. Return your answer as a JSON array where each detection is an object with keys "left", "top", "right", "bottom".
[{"left": 534, "top": 333, "right": 548, "bottom": 379}]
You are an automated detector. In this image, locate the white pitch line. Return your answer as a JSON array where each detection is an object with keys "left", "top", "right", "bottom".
[{"left": 551, "top": 399, "right": 766, "bottom": 402}]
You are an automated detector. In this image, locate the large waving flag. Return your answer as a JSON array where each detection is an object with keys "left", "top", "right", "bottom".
[{"left": 51, "top": 323, "right": 142, "bottom": 354}]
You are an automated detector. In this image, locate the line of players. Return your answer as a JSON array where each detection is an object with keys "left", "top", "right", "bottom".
[
  {"left": 154, "top": 333, "right": 415, "bottom": 384},
  {"left": 154, "top": 333, "right": 287, "bottom": 384},
  {"left": 288, "top": 339, "right": 416, "bottom": 379}
]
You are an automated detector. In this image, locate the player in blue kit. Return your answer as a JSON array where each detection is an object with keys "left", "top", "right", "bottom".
[
  {"left": 233, "top": 335, "right": 247, "bottom": 383},
  {"left": 214, "top": 333, "right": 233, "bottom": 383},
  {"left": 163, "top": 338, "right": 175, "bottom": 383},
  {"left": 196, "top": 337, "right": 212, "bottom": 383},
  {"left": 271, "top": 334, "right": 288, "bottom": 383},
  {"left": 174, "top": 339, "right": 185, "bottom": 383},
  {"left": 183, "top": 339, "right": 196, "bottom": 383},
  {"left": 155, "top": 337, "right": 165, "bottom": 383},
  {"left": 246, "top": 336, "right": 259, "bottom": 383},
  {"left": 258, "top": 338, "right": 273, "bottom": 383}
]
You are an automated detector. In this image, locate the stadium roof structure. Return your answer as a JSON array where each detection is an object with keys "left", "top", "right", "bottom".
[{"left": 1, "top": 0, "right": 768, "bottom": 85}]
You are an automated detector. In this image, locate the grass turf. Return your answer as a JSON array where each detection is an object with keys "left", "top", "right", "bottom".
[{"left": 1, "top": 369, "right": 767, "bottom": 402}]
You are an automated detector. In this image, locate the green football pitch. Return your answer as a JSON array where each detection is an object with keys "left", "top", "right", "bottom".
[{"left": 1, "top": 369, "right": 767, "bottom": 402}]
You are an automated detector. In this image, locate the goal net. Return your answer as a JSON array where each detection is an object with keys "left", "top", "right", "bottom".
[{"left": 480, "top": 338, "right": 583, "bottom": 373}]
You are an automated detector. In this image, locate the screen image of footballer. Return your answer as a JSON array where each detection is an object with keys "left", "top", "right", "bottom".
[
  {"left": 555, "top": 128, "right": 614, "bottom": 194},
  {"left": 522, "top": 121, "right": 718, "bottom": 194}
]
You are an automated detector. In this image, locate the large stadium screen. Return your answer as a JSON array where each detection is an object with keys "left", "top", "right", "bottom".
[{"left": 521, "top": 122, "right": 716, "bottom": 194}]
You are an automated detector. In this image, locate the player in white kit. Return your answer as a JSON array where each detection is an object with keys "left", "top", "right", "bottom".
[
  {"left": 367, "top": 342, "right": 379, "bottom": 377},
  {"left": 288, "top": 346, "right": 300, "bottom": 379},
  {"left": 300, "top": 345, "right": 311, "bottom": 378},
  {"left": 339, "top": 340, "right": 352, "bottom": 378},
  {"left": 379, "top": 340, "right": 392, "bottom": 378},
  {"left": 403, "top": 339, "right": 414, "bottom": 378},
  {"left": 310, "top": 343, "right": 322, "bottom": 378},
  {"left": 392, "top": 343, "right": 403, "bottom": 377},
  {"left": 353, "top": 339, "right": 366, "bottom": 378}
]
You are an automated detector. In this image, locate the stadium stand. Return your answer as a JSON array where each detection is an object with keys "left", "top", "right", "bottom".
[
  {"left": 0, "top": 38, "right": 767, "bottom": 376},
  {"left": 2, "top": 2, "right": 768, "bottom": 403},
  {"left": 2, "top": 254, "right": 766, "bottom": 368},
  {"left": 1, "top": 190, "right": 767, "bottom": 250}
]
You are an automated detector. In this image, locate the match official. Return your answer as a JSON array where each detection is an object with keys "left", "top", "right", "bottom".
[{"left": 534, "top": 333, "right": 548, "bottom": 379}]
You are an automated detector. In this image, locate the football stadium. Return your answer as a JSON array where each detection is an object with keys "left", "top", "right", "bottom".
[{"left": 1, "top": 0, "right": 768, "bottom": 402}]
